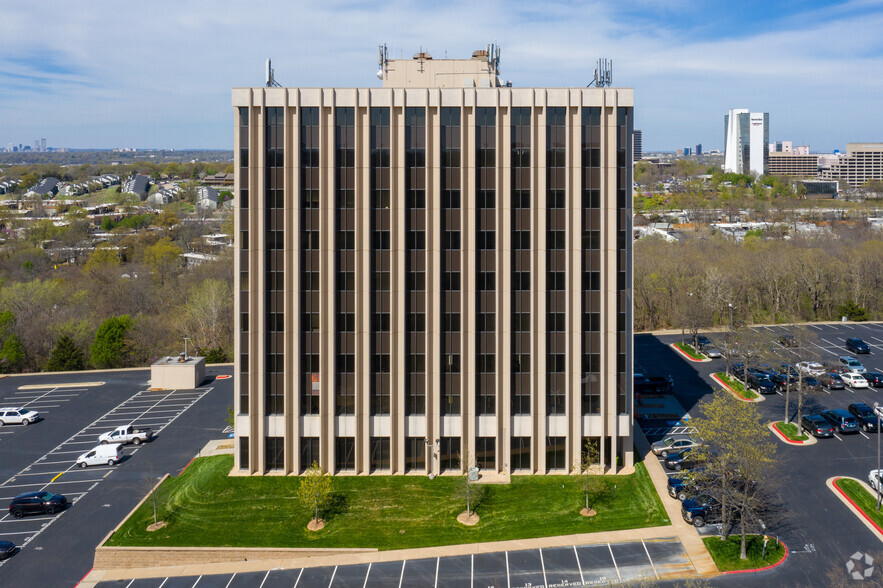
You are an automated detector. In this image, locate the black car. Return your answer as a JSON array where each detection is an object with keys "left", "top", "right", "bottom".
[
  {"left": 822, "top": 409, "right": 860, "bottom": 434},
  {"left": 819, "top": 372, "right": 845, "bottom": 390},
  {"left": 0, "top": 540, "right": 14, "bottom": 560},
  {"left": 770, "top": 373, "right": 797, "bottom": 393},
  {"left": 8, "top": 491, "right": 67, "bottom": 518},
  {"left": 801, "top": 414, "right": 834, "bottom": 438},
  {"left": 681, "top": 494, "right": 725, "bottom": 528},
  {"left": 664, "top": 447, "right": 698, "bottom": 471},
  {"left": 806, "top": 376, "right": 823, "bottom": 388},
  {"left": 846, "top": 337, "right": 871, "bottom": 354},
  {"left": 747, "top": 372, "right": 776, "bottom": 394},
  {"left": 865, "top": 372, "right": 883, "bottom": 388},
  {"left": 667, "top": 475, "right": 691, "bottom": 501},
  {"left": 848, "top": 403, "right": 879, "bottom": 433}
]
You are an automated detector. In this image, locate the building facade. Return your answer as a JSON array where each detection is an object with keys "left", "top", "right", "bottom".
[
  {"left": 632, "top": 130, "right": 642, "bottom": 161},
  {"left": 232, "top": 51, "right": 634, "bottom": 477},
  {"left": 768, "top": 153, "right": 819, "bottom": 177},
  {"left": 820, "top": 143, "right": 883, "bottom": 187},
  {"left": 724, "top": 109, "right": 768, "bottom": 176}
]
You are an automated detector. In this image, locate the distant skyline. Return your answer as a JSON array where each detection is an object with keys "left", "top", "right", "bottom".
[{"left": 2, "top": 0, "right": 882, "bottom": 152}]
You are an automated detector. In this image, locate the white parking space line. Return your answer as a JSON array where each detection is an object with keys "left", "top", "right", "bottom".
[
  {"left": 538, "top": 549, "right": 548, "bottom": 588},
  {"left": 834, "top": 434, "right": 844, "bottom": 442},
  {"left": 641, "top": 540, "right": 660, "bottom": 580},
  {"left": 607, "top": 543, "right": 621, "bottom": 581},
  {"left": 810, "top": 325, "right": 824, "bottom": 330},
  {"left": 860, "top": 431, "right": 871, "bottom": 440}
]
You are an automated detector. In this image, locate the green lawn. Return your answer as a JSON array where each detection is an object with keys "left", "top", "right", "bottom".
[
  {"left": 715, "top": 373, "right": 758, "bottom": 400},
  {"left": 772, "top": 421, "right": 808, "bottom": 442},
  {"left": 674, "top": 342, "right": 706, "bottom": 360},
  {"left": 702, "top": 535, "right": 786, "bottom": 572},
  {"left": 107, "top": 456, "right": 669, "bottom": 550},
  {"left": 835, "top": 478, "right": 883, "bottom": 528}
]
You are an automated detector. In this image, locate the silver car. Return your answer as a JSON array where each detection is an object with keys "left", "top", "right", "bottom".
[
  {"left": 705, "top": 347, "right": 722, "bottom": 359},
  {"left": 650, "top": 434, "right": 704, "bottom": 457}
]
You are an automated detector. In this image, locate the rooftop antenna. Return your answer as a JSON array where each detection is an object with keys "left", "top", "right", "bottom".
[
  {"left": 486, "top": 42, "right": 501, "bottom": 75},
  {"left": 377, "top": 43, "right": 389, "bottom": 80},
  {"left": 588, "top": 58, "right": 613, "bottom": 87},
  {"left": 266, "top": 58, "right": 282, "bottom": 88}
]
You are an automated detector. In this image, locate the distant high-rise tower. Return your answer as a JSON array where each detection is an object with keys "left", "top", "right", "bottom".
[
  {"left": 695, "top": 144, "right": 702, "bottom": 156},
  {"left": 40, "top": 138, "right": 46, "bottom": 152},
  {"left": 632, "top": 130, "right": 642, "bottom": 160},
  {"left": 724, "top": 109, "right": 768, "bottom": 175},
  {"left": 683, "top": 147, "right": 691, "bottom": 156}
]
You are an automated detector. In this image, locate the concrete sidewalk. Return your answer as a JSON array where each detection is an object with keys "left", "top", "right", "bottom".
[{"left": 633, "top": 425, "right": 719, "bottom": 577}]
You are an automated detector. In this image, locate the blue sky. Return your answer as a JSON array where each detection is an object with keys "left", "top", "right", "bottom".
[{"left": 1, "top": 0, "right": 882, "bottom": 151}]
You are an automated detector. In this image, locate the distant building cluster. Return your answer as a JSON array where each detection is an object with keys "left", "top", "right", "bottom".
[{"left": 3, "top": 139, "right": 52, "bottom": 153}]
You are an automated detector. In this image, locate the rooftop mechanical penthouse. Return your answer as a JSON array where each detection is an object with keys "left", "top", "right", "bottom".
[{"left": 232, "top": 48, "right": 634, "bottom": 476}]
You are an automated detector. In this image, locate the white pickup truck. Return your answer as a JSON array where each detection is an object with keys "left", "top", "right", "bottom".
[{"left": 98, "top": 425, "right": 153, "bottom": 445}]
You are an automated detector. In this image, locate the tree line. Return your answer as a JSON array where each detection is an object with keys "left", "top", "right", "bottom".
[
  {"left": 0, "top": 215, "right": 232, "bottom": 373},
  {"left": 634, "top": 228, "right": 883, "bottom": 332}
]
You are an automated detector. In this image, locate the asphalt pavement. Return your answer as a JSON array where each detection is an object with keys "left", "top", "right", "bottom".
[
  {"left": 0, "top": 365, "right": 233, "bottom": 587},
  {"left": 639, "top": 322, "right": 883, "bottom": 587}
]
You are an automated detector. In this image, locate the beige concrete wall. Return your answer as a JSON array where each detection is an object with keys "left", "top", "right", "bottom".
[{"left": 231, "top": 86, "right": 634, "bottom": 476}]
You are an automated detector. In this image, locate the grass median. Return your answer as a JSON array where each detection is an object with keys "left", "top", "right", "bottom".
[
  {"left": 107, "top": 455, "right": 669, "bottom": 550},
  {"left": 702, "top": 535, "right": 786, "bottom": 572},
  {"left": 715, "top": 372, "right": 759, "bottom": 400},
  {"left": 835, "top": 478, "right": 883, "bottom": 529},
  {"left": 674, "top": 342, "right": 707, "bottom": 360},
  {"left": 772, "top": 421, "right": 808, "bottom": 442}
]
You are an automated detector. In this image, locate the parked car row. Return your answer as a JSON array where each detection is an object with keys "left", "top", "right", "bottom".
[{"left": 801, "top": 404, "right": 880, "bottom": 437}]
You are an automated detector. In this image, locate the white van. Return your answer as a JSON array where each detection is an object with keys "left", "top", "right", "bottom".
[{"left": 77, "top": 444, "right": 124, "bottom": 468}]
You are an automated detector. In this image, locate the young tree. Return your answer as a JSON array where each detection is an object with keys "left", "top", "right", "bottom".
[
  {"left": 691, "top": 391, "right": 777, "bottom": 559},
  {"left": 297, "top": 461, "right": 332, "bottom": 528},
  {"left": 578, "top": 438, "right": 610, "bottom": 516},
  {"left": 142, "top": 237, "right": 183, "bottom": 285},
  {"left": 90, "top": 315, "right": 134, "bottom": 368},
  {"left": 44, "top": 335, "right": 85, "bottom": 372},
  {"left": 458, "top": 448, "right": 486, "bottom": 520},
  {"left": 177, "top": 278, "right": 233, "bottom": 353}
]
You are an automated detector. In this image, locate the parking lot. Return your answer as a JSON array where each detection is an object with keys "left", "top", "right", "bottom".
[
  {"left": 0, "top": 367, "right": 232, "bottom": 588},
  {"left": 639, "top": 322, "right": 883, "bottom": 586},
  {"left": 92, "top": 539, "right": 693, "bottom": 588}
]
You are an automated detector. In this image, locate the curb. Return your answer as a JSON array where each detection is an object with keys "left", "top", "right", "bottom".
[
  {"left": 828, "top": 476, "right": 883, "bottom": 543},
  {"left": 710, "top": 373, "right": 764, "bottom": 403},
  {"left": 720, "top": 539, "right": 789, "bottom": 575},
  {"left": 669, "top": 343, "right": 711, "bottom": 363},
  {"left": 767, "top": 422, "right": 815, "bottom": 446}
]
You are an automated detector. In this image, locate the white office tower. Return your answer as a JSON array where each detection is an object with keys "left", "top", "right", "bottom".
[{"left": 724, "top": 109, "right": 768, "bottom": 176}]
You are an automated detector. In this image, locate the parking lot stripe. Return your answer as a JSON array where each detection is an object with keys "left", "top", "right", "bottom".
[
  {"left": 158, "top": 577, "right": 168, "bottom": 587},
  {"left": 539, "top": 549, "right": 548, "bottom": 587},
  {"left": 834, "top": 433, "right": 844, "bottom": 442},
  {"left": 505, "top": 552, "right": 511, "bottom": 588},
  {"left": 327, "top": 567, "right": 337, "bottom": 588},
  {"left": 471, "top": 553, "right": 474, "bottom": 586},
  {"left": 641, "top": 540, "right": 659, "bottom": 580},
  {"left": 192, "top": 575, "right": 203, "bottom": 587},
  {"left": 607, "top": 543, "right": 621, "bottom": 581},
  {"left": 224, "top": 573, "right": 237, "bottom": 588},
  {"left": 573, "top": 545, "right": 584, "bottom": 585},
  {"left": 398, "top": 560, "right": 406, "bottom": 588},
  {"left": 434, "top": 557, "right": 440, "bottom": 588},
  {"left": 362, "top": 562, "right": 372, "bottom": 588}
]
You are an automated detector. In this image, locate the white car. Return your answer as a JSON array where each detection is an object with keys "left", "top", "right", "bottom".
[
  {"left": 0, "top": 407, "right": 39, "bottom": 426},
  {"left": 870, "top": 470, "right": 883, "bottom": 493},
  {"left": 796, "top": 362, "right": 825, "bottom": 377},
  {"left": 77, "top": 444, "right": 124, "bottom": 468},
  {"left": 841, "top": 372, "right": 869, "bottom": 389}
]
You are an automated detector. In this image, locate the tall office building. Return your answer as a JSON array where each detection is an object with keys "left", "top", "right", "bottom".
[
  {"left": 724, "top": 109, "right": 768, "bottom": 176},
  {"left": 632, "top": 130, "right": 642, "bottom": 161},
  {"left": 232, "top": 49, "right": 634, "bottom": 477},
  {"left": 695, "top": 144, "right": 702, "bottom": 156}
]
